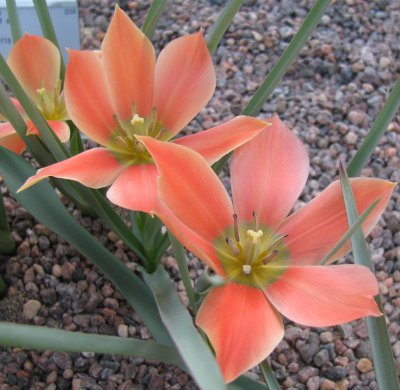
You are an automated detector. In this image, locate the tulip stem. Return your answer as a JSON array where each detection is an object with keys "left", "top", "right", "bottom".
[
  {"left": 168, "top": 232, "right": 199, "bottom": 314},
  {"left": 142, "top": 0, "right": 168, "bottom": 40},
  {"left": 0, "top": 190, "right": 16, "bottom": 255},
  {"left": 6, "top": 0, "right": 23, "bottom": 43},
  {"left": 259, "top": 359, "right": 280, "bottom": 390}
]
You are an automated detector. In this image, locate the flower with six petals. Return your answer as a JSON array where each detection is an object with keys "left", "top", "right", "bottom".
[
  {"left": 0, "top": 34, "right": 70, "bottom": 154},
  {"left": 139, "top": 116, "right": 395, "bottom": 383},
  {"left": 18, "top": 7, "right": 268, "bottom": 212}
]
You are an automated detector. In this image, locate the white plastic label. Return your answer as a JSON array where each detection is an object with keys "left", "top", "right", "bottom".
[{"left": 0, "top": 0, "right": 80, "bottom": 61}]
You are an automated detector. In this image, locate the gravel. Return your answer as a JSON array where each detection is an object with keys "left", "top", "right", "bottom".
[{"left": 1, "top": 0, "right": 400, "bottom": 389}]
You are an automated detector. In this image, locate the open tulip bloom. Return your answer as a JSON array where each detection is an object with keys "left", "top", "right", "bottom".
[
  {"left": 139, "top": 116, "right": 395, "bottom": 383},
  {"left": 18, "top": 7, "right": 268, "bottom": 212},
  {"left": 0, "top": 34, "right": 69, "bottom": 154}
]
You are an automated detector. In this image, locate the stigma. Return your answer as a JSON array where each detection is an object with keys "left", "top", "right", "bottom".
[
  {"left": 131, "top": 114, "right": 145, "bottom": 126},
  {"left": 247, "top": 229, "right": 263, "bottom": 243},
  {"left": 242, "top": 264, "right": 252, "bottom": 275}
]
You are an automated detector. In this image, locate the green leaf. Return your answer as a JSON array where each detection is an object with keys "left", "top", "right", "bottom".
[
  {"left": 143, "top": 266, "right": 225, "bottom": 390},
  {"left": 206, "top": 0, "right": 244, "bottom": 55},
  {"left": 347, "top": 76, "right": 400, "bottom": 177},
  {"left": 0, "top": 322, "right": 182, "bottom": 365},
  {"left": 69, "top": 124, "right": 84, "bottom": 156},
  {"left": 339, "top": 163, "right": 400, "bottom": 390},
  {"left": 0, "top": 276, "right": 6, "bottom": 297},
  {"left": 319, "top": 199, "right": 379, "bottom": 265},
  {"left": 6, "top": 0, "right": 23, "bottom": 43},
  {"left": 0, "top": 146, "right": 172, "bottom": 345},
  {"left": 0, "top": 190, "right": 16, "bottom": 254},
  {"left": 228, "top": 375, "right": 266, "bottom": 390},
  {"left": 32, "top": 0, "right": 65, "bottom": 78},
  {"left": 142, "top": 0, "right": 168, "bottom": 40},
  {"left": 259, "top": 360, "right": 280, "bottom": 390}
]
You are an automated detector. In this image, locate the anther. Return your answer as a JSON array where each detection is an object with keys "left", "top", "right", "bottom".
[
  {"left": 242, "top": 264, "right": 252, "bottom": 275},
  {"left": 225, "top": 237, "right": 240, "bottom": 256},
  {"left": 115, "top": 136, "right": 128, "bottom": 148},
  {"left": 253, "top": 211, "right": 258, "bottom": 230},
  {"left": 247, "top": 229, "right": 263, "bottom": 244},
  {"left": 233, "top": 213, "right": 240, "bottom": 241},
  {"left": 268, "top": 233, "right": 288, "bottom": 250},
  {"left": 262, "top": 250, "right": 279, "bottom": 265}
]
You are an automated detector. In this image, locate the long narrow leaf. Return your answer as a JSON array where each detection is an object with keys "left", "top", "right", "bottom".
[
  {"left": 143, "top": 267, "right": 225, "bottom": 390},
  {"left": 319, "top": 199, "right": 379, "bottom": 265},
  {"left": 0, "top": 147, "right": 172, "bottom": 345},
  {"left": 0, "top": 191, "right": 16, "bottom": 254},
  {"left": 347, "top": 76, "right": 400, "bottom": 177},
  {"left": 0, "top": 322, "right": 181, "bottom": 365},
  {"left": 142, "top": 0, "right": 168, "bottom": 40},
  {"left": 260, "top": 360, "right": 280, "bottom": 390},
  {"left": 228, "top": 376, "right": 266, "bottom": 390},
  {"left": 0, "top": 54, "right": 68, "bottom": 161},
  {"left": 6, "top": 0, "right": 22, "bottom": 43},
  {"left": 206, "top": 0, "right": 244, "bottom": 55},
  {"left": 32, "top": 0, "right": 65, "bottom": 78},
  {"left": 339, "top": 163, "right": 399, "bottom": 390}
]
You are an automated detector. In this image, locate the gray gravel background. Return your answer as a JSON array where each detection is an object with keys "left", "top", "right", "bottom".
[{"left": 1, "top": 0, "right": 400, "bottom": 389}]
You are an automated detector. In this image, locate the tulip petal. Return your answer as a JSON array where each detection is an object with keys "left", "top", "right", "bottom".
[
  {"left": 26, "top": 120, "right": 70, "bottom": 143},
  {"left": 0, "top": 122, "right": 25, "bottom": 154},
  {"left": 231, "top": 116, "right": 309, "bottom": 227},
  {"left": 196, "top": 283, "right": 284, "bottom": 383},
  {"left": 154, "top": 32, "right": 216, "bottom": 138},
  {"left": 18, "top": 148, "right": 125, "bottom": 192},
  {"left": 265, "top": 265, "right": 381, "bottom": 327},
  {"left": 102, "top": 6, "right": 155, "bottom": 119},
  {"left": 65, "top": 50, "right": 116, "bottom": 146},
  {"left": 279, "top": 178, "right": 395, "bottom": 265},
  {"left": 139, "top": 136, "right": 233, "bottom": 242},
  {"left": 156, "top": 201, "right": 225, "bottom": 275},
  {"left": 7, "top": 34, "right": 60, "bottom": 104},
  {"left": 107, "top": 163, "right": 158, "bottom": 214},
  {"left": 174, "top": 116, "right": 268, "bottom": 165}
]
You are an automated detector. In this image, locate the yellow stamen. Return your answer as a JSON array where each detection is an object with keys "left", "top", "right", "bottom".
[{"left": 247, "top": 229, "right": 263, "bottom": 243}]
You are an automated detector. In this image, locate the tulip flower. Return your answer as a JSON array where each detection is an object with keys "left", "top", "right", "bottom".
[
  {"left": 0, "top": 34, "right": 70, "bottom": 153},
  {"left": 18, "top": 7, "right": 267, "bottom": 213},
  {"left": 139, "top": 116, "right": 395, "bottom": 383}
]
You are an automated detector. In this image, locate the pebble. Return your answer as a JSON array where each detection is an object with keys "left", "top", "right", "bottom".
[
  {"left": 22, "top": 299, "right": 41, "bottom": 320},
  {"left": 356, "top": 358, "right": 373, "bottom": 373}
]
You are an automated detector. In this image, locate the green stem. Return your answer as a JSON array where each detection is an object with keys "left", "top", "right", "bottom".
[
  {"left": 0, "top": 323, "right": 181, "bottom": 365},
  {"left": 32, "top": 0, "right": 65, "bottom": 78},
  {"left": 6, "top": 0, "right": 23, "bottom": 43},
  {"left": 142, "top": 0, "right": 168, "bottom": 40},
  {"left": 206, "top": 0, "right": 244, "bottom": 55},
  {"left": 347, "top": 76, "right": 400, "bottom": 177},
  {"left": 339, "top": 163, "right": 400, "bottom": 390},
  {"left": 259, "top": 360, "right": 280, "bottom": 390},
  {"left": 168, "top": 232, "right": 198, "bottom": 314},
  {"left": 0, "top": 190, "right": 16, "bottom": 254}
]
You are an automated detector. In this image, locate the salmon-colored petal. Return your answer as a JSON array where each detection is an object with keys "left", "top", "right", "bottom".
[
  {"left": 26, "top": 120, "right": 70, "bottom": 143},
  {"left": 265, "top": 265, "right": 381, "bottom": 327},
  {"left": 0, "top": 123, "right": 25, "bottom": 154},
  {"left": 139, "top": 136, "right": 233, "bottom": 242},
  {"left": 231, "top": 116, "right": 309, "bottom": 227},
  {"left": 65, "top": 50, "right": 116, "bottom": 146},
  {"left": 102, "top": 6, "right": 155, "bottom": 119},
  {"left": 154, "top": 32, "right": 215, "bottom": 138},
  {"left": 18, "top": 148, "right": 125, "bottom": 192},
  {"left": 7, "top": 34, "right": 60, "bottom": 104},
  {"left": 196, "top": 283, "right": 284, "bottom": 383},
  {"left": 107, "top": 163, "right": 158, "bottom": 214},
  {"left": 279, "top": 178, "right": 395, "bottom": 265},
  {"left": 156, "top": 201, "right": 225, "bottom": 275},
  {"left": 174, "top": 116, "right": 268, "bottom": 165}
]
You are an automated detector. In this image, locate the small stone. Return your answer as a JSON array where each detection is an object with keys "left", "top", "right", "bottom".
[
  {"left": 23, "top": 299, "right": 41, "bottom": 320},
  {"left": 46, "top": 371, "right": 57, "bottom": 384},
  {"left": 117, "top": 324, "right": 128, "bottom": 338},
  {"left": 314, "top": 349, "right": 330, "bottom": 367},
  {"left": 51, "top": 352, "right": 72, "bottom": 370},
  {"left": 298, "top": 367, "right": 319, "bottom": 383},
  {"left": 344, "top": 131, "right": 358, "bottom": 145},
  {"left": 306, "top": 376, "right": 320, "bottom": 390},
  {"left": 348, "top": 110, "right": 365, "bottom": 125},
  {"left": 320, "top": 378, "right": 336, "bottom": 390},
  {"left": 61, "top": 262, "right": 75, "bottom": 280},
  {"left": 325, "top": 366, "right": 347, "bottom": 381},
  {"left": 52, "top": 264, "right": 62, "bottom": 278},
  {"left": 320, "top": 331, "right": 334, "bottom": 343},
  {"left": 356, "top": 357, "right": 373, "bottom": 373}
]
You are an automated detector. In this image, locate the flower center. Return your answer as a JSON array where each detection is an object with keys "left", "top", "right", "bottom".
[
  {"left": 109, "top": 105, "right": 166, "bottom": 164},
  {"left": 36, "top": 80, "right": 67, "bottom": 120},
  {"left": 215, "top": 212, "right": 289, "bottom": 288}
]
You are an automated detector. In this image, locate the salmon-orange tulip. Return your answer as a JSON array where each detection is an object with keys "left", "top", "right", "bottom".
[
  {"left": 139, "top": 116, "right": 395, "bottom": 383},
  {"left": 18, "top": 7, "right": 267, "bottom": 212},
  {"left": 0, "top": 34, "right": 69, "bottom": 154}
]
